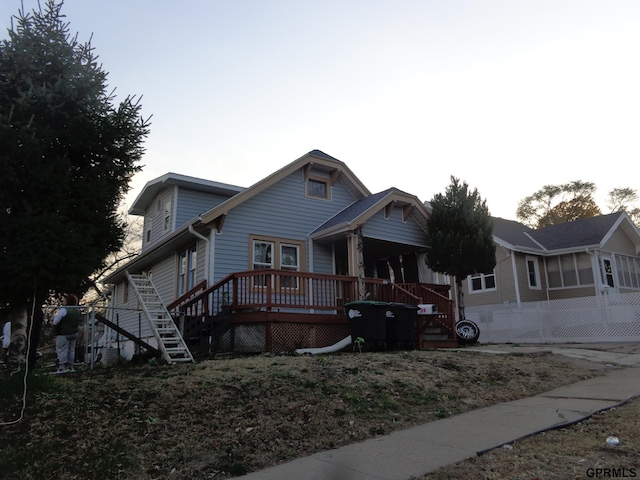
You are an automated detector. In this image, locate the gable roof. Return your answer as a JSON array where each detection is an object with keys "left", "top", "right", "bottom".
[
  {"left": 491, "top": 217, "right": 542, "bottom": 252},
  {"left": 200, "top": 150, "right": 371, "bottom": 231},
  {"left": 528, "top": 212, "right": 626, "bottom": 250},
  {"left": 129, "top": 172, "right": 244, "bottom": 216},
  {"left": 310, "top": 187, "right": 430, "bottom": 240},
  {"left": 493, "top": 212, "right": 640, "bottom": 255}
]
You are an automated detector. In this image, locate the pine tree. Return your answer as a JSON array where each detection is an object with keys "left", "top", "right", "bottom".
[
  {"left": 425, "top": 177, "right": 496, "bottom": 338},
  {"left": 0, "top": 1, "right": 150, "bottom": 366}
]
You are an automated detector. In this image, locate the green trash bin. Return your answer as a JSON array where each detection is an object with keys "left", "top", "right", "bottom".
[
  {"left": 344, "top": 301, "right": 389, "bottom": 351},
  {"left": 385, "top": 303, "right": 419, "bottom": 350}
]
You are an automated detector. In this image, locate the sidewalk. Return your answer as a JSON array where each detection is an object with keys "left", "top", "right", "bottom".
[{"left": 236, "top": 344, "right": 640, "bottom": 480}]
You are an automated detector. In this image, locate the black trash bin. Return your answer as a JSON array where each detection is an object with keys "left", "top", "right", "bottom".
[
  {"left": 344, "top": 301, "right": 389, "bottom": 351},
  {"left": 385, "top": 303, "right": 419, "bottom": 350}
]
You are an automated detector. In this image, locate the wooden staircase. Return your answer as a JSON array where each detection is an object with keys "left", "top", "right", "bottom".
[{"left": 126, "top": 272, "right": 194, "bottom": 363}]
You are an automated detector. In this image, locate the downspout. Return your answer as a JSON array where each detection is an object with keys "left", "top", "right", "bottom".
[
  {"left": 507, "top": 247, "right": 522, "bottom": 307},
  {"left": 188, "top": 223, "right": 211, "bottom": 285}
]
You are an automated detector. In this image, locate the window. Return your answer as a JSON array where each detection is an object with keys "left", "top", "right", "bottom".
[
  {"left": 576, "top": 253, "right": 594, "bottom": 284},
  {"left": 163, "top": 200, "right": 172, "bottom": 232},
  {"left": 280, "top": 244, "right": 300, "bottom": 288},
  {"left": 616, "top": 254, "right": 640, "bottom": 289},
  {"left": 177, "top": 245, "right": 197, "bottom": 296},
  {"left": 307, "top": 177, "right": 330, "bottom": 200},
  {"left": 145, "top": 217, "right": 153, "bottom": 245},
  {"left": 468, "top": 271, "right": 496, "bottom": 292},
  {"left": 560, "top": 254, "right": 577, "bottom": 286},
  {"left": 250, "top": 236, "right": 304, "bottom": 289},
  {"left": 526, "top": 256, "right": 541, "bottom": 289},
  {"left": 252, "top": 240, "right": 274, "bottom": 287},
  {"left": 547, "top": 253, "right": 594, "bottom": 288}
]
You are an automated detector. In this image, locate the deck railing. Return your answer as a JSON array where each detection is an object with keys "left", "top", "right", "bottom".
[
  {"left": 174, "top": 270, "right": 452, "bottom": 322},
  {"left": 165, "top": 270, "right": 457, "bottom": 354}
]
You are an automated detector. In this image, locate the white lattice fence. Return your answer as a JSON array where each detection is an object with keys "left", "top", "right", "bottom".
[{"left": 467, "top": 291, "right": 640, "bottom": 344}]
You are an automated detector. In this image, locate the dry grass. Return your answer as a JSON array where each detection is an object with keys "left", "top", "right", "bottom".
[
  {"left": 416, "top": 397, "right": 640, "bottom": 480},
  {"left": 0, "top": 349, "right": 620, "bottom": 479}
]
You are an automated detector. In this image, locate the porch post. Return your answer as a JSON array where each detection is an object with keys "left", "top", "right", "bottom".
[{"left": 356, "top": 226, "right": 366, "bottom": 300}]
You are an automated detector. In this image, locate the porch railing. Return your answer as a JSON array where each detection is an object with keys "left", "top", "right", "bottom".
[{"left": 173, "top": 269, "right": 452, "bottom": 324}]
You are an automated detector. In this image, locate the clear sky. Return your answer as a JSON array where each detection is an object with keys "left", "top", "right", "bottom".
[{"left": 2, "top": 0, "right": 639, "bottom": 220}]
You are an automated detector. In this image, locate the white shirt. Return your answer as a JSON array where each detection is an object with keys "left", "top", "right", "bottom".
[
  {"left": 2, "top": 321, "right": 10, "bottom": 348},
  {"left": 52, "top": 308, "right": 69, "bottom": 325}
]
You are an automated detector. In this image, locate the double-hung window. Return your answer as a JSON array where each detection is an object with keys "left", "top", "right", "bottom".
[
  {"left": 252, "top": 240, "right": 274, "bottom": 287},
  {"left": 526, "top": 256, "right": 541, "bottom": 289},
  {"left": 468, "top": 270, "right": 496, "bottom": 292},
  {"left": 250, "top": 236, "right": 304, "bottom": 289},
  {"left": 177, "top": 245, "right": 197, "bottom": 296}
]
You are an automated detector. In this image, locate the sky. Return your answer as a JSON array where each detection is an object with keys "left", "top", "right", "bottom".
[{"left": 2, "top": 0, "right": 639, "bottom": 221}]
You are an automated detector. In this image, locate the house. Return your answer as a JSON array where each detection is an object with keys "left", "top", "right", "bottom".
[
  {"left": 460, "top": 212, "right": 640, "bottom": 343},
  {"left": 102, "top": 150, "right": 455, "bottom": 361}
]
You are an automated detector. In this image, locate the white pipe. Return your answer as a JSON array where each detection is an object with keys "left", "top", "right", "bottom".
[
  {"left": 189, "top": 224, "right": 210, "bottom": 285},
  {"left": 295, "top": 335, "right": 352, "bottom": 355}
]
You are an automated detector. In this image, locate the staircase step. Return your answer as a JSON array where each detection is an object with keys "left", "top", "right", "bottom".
[{"left": 126, "top": 271, "right": 195, "bottom": 364}]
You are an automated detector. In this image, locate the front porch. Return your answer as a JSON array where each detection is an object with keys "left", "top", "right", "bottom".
[{"left": 167, "top": 269, "right": 457, "bottom": 355}]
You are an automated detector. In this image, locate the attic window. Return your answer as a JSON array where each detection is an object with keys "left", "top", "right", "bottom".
[{"left": 307, "top": 177, "right": 330, "bottom": 200}]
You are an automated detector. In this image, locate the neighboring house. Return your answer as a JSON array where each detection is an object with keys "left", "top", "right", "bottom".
[
  {"left": 102, "top": 150, "right": 455, "bottom": 360},
  {"left": 461, "top": 212, "right": 640, "bottom": 343},
  {"left": 463, "top": 212, "right": 640, "bottom": 307}
]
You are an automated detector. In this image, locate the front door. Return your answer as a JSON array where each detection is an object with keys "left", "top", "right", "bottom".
[{"left": 601, "top": 256, "right": 616, "bottom": 290}]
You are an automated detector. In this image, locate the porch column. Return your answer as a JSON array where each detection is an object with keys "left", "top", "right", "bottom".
[
  {"left": 347, "top": 229, "right": 366, "bottom": 300},
  {"left": 355, "top": 226, "right": 366, "bottom": 300}
]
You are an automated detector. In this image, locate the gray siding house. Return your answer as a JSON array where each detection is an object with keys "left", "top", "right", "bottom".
[{"left": 103, "top": 150, "right": 455, "bottom": 359}]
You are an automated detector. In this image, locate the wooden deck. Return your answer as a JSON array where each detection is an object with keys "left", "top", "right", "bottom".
[{"left": 168, "top": 270, "right": 458, "bottom": 355}]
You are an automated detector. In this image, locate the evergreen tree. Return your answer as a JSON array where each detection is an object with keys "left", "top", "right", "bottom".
[
  {"left": 425, "top": 177, "right": 496, "bottom": 337},
  {"left": 0, "top": 1, "right": 149, "bottom": 366}
]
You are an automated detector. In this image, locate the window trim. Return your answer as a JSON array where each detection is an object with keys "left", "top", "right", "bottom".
[
  {"left": 526, "top": 256, "right": 541, "bottom": 290},
  {"left": 615, "top": 254, "right": 640, "bottom": 289},
  {"left": 145, "top": 217, "right": 153, "bottom": 245},
  {"left": 601, "top": 256, "right": 616, "bottom": 289},
  {"left": 306, "top": 175, "right": 331, "bottom": 201},
  {"left": 249, "top": 235, "right": 306, "bottom": 290},
  {"left": 468, "top": 270, "right": 497, "bottom": 293},
  {"left": 177, "top": 244, "right": 197, "bottom": 296},
  {"left": 546, "top": 253, "right": 595, "bottom": 289}
]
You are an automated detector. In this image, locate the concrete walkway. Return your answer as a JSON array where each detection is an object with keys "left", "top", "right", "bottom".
[{"left": 236, "top": 344, "right": 640, "bottom": 480}]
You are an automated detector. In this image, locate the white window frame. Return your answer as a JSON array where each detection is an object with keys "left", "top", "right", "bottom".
[
  {"left": 177, "top": 245, "right": 197, "bottom": 296},
  {"left": 547, "top": 253, "right": 594, "bottom": 289},
  {"left": 615, "top": 254, "right": 640, "bottom": 289},
  {"left": 468, "top": 270, "right": 496, "bottom": 293},
  {"left": 526, "top": 256, "right": 541, "bottom": 290}
]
